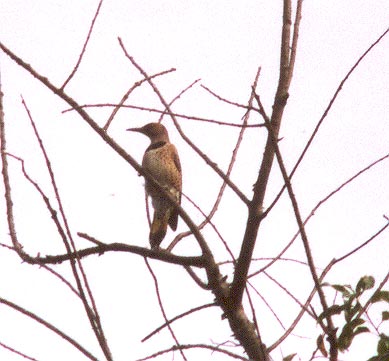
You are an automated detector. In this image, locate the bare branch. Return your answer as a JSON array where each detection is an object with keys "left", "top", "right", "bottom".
[
  {"left": 0, "top": 79, "right": 24, "bottom": 255},
  {"left": 254, "top": 91, "right": 338, "bottom": 356},
  {"left": 144, "top": 258, "right": 188, "bottom": 361},
  {"left": 157, "top": 78, "right": 201, "bottom": 122},
  {"left": 137, "top": 343, "right": 249, "bottom": 361},
  {"left": 335, "top": 220, "right": 389, "bottom": 263},
  {"left": 286, "top": 0, "right": 303, "bottom": 88},
  {"left": 0, "top": 297, "right": 98, "bottom": 360},
  {"left": 65, "top": 102, "right": 263, "bottom": 128},
  {"left": 290, "top": 26, "right": 389, "bottom": 181},
  {"left": 244, "top": 283, "right": 261, "bottom": 340},
  {"left": 20, "top": 97, "right": 112, "bottom": 360},
  {"left": 231, "top": 0, "right": 303, "bottom": 309},
  {"left": 142, "top": 303, "right": 215, "bottom": 342},
  {"left": 61, "top": 0, "right": 104, "bottom": 89},
  {"left": 77, "top": 233, "right": 205, "bottom": 267},
  {"left": 247, "top": 280, "right": 286, "bottom": 331},
  {"left": 103, "top": 67, "right": 176, "bottom": 131},
  {"left": 250, "top": 152, "right": 389, "bottom": 278},
  {"left": 0, "top": 342, "right": 38, "bottom": 361},
  {"left": 197, "top": 67, "right": 263, "bottom": 255},
  {"left": 269, "top": 261, "right": 334, "bottom": 351},
  {"left": 264, "top": 271, "right": 315, "bottom": 319},
  {"left": 185, "top": 265, "right": 210, "bottom": 289},
  {"left": 201, "top": 84, "right": 261, "bottom": 113},
  {"left": 167, "top": 191, "right": 233, "bottom": 261}
]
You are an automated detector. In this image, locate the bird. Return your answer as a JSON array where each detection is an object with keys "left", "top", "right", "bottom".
[{"left": 127, "top": 123, "right": 182, "bottom": 248}]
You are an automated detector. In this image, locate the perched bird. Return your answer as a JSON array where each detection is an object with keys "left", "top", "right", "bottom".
[{"left": 127, "top": 123, "right": 182, "bottom": 248}]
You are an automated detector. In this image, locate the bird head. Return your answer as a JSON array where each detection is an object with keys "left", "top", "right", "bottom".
[{"left": 127, "top": 122, "right": 170, "bottom": 143}]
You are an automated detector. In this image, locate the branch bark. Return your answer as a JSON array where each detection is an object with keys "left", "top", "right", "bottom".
[{"left": 231, "top": 0, "right": 302, "bottom": 308}]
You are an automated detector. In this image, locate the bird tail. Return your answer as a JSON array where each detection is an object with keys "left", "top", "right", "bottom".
[{"left": 149, "top": 211, "right": 170, "bottom": 249}]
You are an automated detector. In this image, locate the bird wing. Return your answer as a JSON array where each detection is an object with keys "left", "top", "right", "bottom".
[
  {"left": 168, "top": 144, "right": 182, "bottom": 231},
  {"left": 171, "top": 145, "right": 181, "bottom": 173}
]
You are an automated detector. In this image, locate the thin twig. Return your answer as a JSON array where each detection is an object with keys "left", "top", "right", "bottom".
[
  {"left": 158, "top": 78, "right": 201, "bottom": 122},
  {"left": 268, "top": 261, "right": 334, "bottom": 351},
  {"left": 144, "top": 258, "right": 188, "bottom": 361},
  {"left": 244, "top": 284, "right": 261, "bottom": 340},
  {"left": 264, "top": 26, "right": 389, "bottom": 218},
  {"left": 269, "top": 219, "right": 389, "bottom": 352},
  {"left": 291, "top": 26, "right": 389, "bottom": 179},
  {"left": 142, "top": 303, "right": 215, "bottom": 342},
  {"left": 0, "top": 297, "right": 98, "bottom": 360},
  {"left": 195, "top": 67, "right": 263, "bottom": 258},
  {"left": 64, "top": 103, "right": 264, "bottom": 128},
  {"left": 247, "top": 280, "right": 286, "bottom": 330},
  {"left": 249, "top": 152, "right": 389, "bottom": 279},
  {"left": 201, "top": 84, "right": 261, "bottom": 113},
  {"left": 264, "top": 271, "right": 314, "bottom": 318},
  {"left": 184, "top": 266, "right": 210, "bottom": 289},
  {"left": 103, "top": 67, "right": 176, "bottom": 131},
  {"left": 0, "top": 341, "right": 38, "bottom": 361},
  {"left": 20, "top": 97, "right": 112, "bottom": 360},
  {"left": 254, "top": 91, "right": 337, "bottom": 355},
  {"left": 167, "top": 191, "right": 233, "bottom": 261},
  {"left": 61, "top": 0, "right": 104, "bottom": 89},
  {"left": 335, "top": 219, "right": 389, "bottom": 264},
  {"left": 136, "top": 343, "right": 249, "bottom": 361}
]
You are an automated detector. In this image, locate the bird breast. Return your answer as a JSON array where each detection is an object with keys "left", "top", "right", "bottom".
[{"left": 142, "top": 144, "right": 181, "bottom": 199}]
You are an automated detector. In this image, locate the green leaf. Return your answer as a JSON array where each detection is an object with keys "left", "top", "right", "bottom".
[
  {"left": 349, "top": 318, "right": 365, "bottom": 330},
  {"left": 332, "top": 284, "right": 353, "bottom": 297},
  {"left": 283, "top": 353, "right": 296, "bottom": 361},
  {"left": 319, "top": 304, "right": 344, "bottom": 321},
  {"left": 337, "top": 322, "right": 368, "bottom": 352},
  {"left": 372, "top": 290, "right": 389, "bottom": 303},
  {"left": 338, "top": 324, "right": 354, "bottom": 351},
  {"left": 344, "top": 299, "right": 359, "bottom": 322},
  {"left": 367, "top": 357, "right": 380, "bottom": 361},
  {"left": 348, "top": 301, "right": 362, "bottom": 320},
  {"left": 338, "top": 332, "right": 352, "bottom": 351},
  {"left": 356, "top": 276, "right": 375, "bottom": 295},
  {"left": 353, "top": 326, "right": 369, "bottom": 336},
  {"left": 316, "top": 334, "right": 327, "bottom": 357},
  {"left": 377, "top": 334, "right": 389, "bottom": 355},
  {"left": 382, "top": 311, "right": 389, "bottom": 321}
]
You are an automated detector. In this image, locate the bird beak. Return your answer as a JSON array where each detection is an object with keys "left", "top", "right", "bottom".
[{"left": 126, "top": 127, "right": 142, "bottom": 133}]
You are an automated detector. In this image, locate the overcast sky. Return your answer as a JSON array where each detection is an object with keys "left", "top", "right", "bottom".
[{"left": 1, "top": 1, "right": 389, "bottom": 360}]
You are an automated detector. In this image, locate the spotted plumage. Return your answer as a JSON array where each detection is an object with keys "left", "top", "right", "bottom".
[{"left": 127, "top": 123, "right": 182, "bottom": 248}]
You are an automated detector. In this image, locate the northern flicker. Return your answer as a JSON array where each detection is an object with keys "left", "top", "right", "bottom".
[{"left": 127, "top": 123, "right": 182, "bottom": 248}]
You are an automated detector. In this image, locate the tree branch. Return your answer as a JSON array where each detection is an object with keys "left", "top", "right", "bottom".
[
  {"left": 0, "top": 297, "right": 98, "bottom": 360},
  {"left": 231, "top": 0, "right": 302, "bottom": 308},
  {"left": 61, "top": 0, "right": 104, "bottom": 89}
]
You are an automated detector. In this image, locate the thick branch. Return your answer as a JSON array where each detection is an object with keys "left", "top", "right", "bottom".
[
  {"left": 231, "top": 0, "right": 301, "bottom": 308},
  {"left": 31, "top": 237, "right": 206, "bottom": 268}
]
